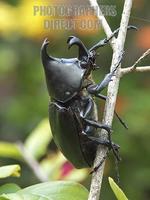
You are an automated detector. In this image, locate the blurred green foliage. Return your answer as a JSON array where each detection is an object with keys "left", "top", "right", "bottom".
[
  {"left": 0, "top": 0, "right": 150, "bottom": 199},
  {"left": 0, "top": 180, "right": 89, "bottom": 200}
]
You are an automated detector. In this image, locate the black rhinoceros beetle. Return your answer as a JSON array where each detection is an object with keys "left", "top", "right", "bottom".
[{"left": 41, "top": 26, "right": 136, "bottom": 169}]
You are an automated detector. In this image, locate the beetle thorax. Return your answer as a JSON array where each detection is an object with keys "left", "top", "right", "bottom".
[{"left": 44, "top": 58, "right": 86, "bottom": 103}]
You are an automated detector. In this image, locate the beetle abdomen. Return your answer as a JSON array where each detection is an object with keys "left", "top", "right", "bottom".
[{"left": 49, "top": 102, "right": 95, "bottom": 168}]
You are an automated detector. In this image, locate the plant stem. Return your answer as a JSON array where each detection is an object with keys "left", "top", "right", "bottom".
[
  {"left": 121, "top": 49, "right": 150, "bottom": 76},
  {"left": 17, "top": 142, "right": 49, "bottom": 182},
  {"left": 88, "top": 1, "right": 133, "bottom": 199}
]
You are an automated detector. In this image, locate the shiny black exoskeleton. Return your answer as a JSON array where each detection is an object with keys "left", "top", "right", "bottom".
[{"left": 41, "top": 26, "right": 137, "bottom": 169}]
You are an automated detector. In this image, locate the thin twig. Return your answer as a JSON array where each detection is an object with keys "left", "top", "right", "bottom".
[
  {"left": 132, "top": 49, "right": 150, "bottom": 68},
  {"left": 121, "top": 49, "right": 150, "bottom": 76},
  {"left": 88, "top": 1, "right": 133, "bottom": 200},
  {"left": 133, "top": 66, "right": 150, "bottom": 72},
  {"left": 17, "top": 142, "right": 49, "bottom": 182}
]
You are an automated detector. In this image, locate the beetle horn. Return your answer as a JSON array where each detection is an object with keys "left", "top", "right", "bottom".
[
  {"left": 67, "top": 36, "right": 89, "bottom": 61},
  {"left": 41, "top": 38, "right": 55, "bottom": 67}
]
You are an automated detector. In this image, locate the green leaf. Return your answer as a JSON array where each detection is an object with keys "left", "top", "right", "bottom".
[
  {"left": 25, "top": 118, "right": 52, "bottom": 159},
  {"left": 108, "top": 177, "right": 128, "bottom": 200},
  {"left": 0, "top": 165, "right": 21, "bottom": 179},
  {"left": 0, "top": 184, "right": 21, "bottom": 195},
  {"left": 0, "top": 196, "right": 10, "bottom": 200},
  {"left": 20, "top": 181, "right": 88, "bottom": 200},
  {"left": 2, "top": 181, "right": 88, "bottom": 200},
  {"left": 1, "top": 193, "right": 48, "bottom": 200},
  {"left": 0, "top": 142, "right": 22, "bottom": 160}
]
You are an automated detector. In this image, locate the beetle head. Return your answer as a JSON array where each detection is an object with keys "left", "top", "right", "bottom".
[{"left": 41, "top": 38, "right": 86, "bottom": 102}]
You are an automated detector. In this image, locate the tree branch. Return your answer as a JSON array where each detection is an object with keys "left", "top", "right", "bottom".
[
  {"left": 132, "top": 66, "right": 150, "bottom": 72},
  {"left": 88, "top": 0, "right": 116, "bottom": 50},
  {"left": 88, "top": 1, "right": 133, "bottom": 200},
  {"left": 121, "top": 49, "right": 150, "bottom": 76},
  {"left": 17, "top": 142, "right": 49, "bottom": 182}
]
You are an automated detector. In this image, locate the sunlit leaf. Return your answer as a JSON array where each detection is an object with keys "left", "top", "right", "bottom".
[
  {"left": 25, "top": 118, "right": 52, "bottom": 159},
  {"left": 0, "top": 195, "right": 10, "bottom": 200},
  {"left": 109, "top": 177, "right": 128, "bottom": 200},
  {"left": 20, "top": 181, "right": 88, "bottom": 200},
  {"left": 0, "top": 183, "right": 21, "bottom": 195},
  {"left": 0, "top": 165, "right": 21, "bottom": 179},
  {"left": 1, "top": 193, "right": 46, "bottom": 200},
  {"left": 0, "top": 181, "right": 88, "bottom": 200},
  {"left": 0, "top": 142, "right": 22, "bottom": 160}
]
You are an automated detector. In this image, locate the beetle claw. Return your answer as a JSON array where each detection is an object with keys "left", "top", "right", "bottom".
[{"left": 90, "top": 153, "right": 108, "bottom": 174}]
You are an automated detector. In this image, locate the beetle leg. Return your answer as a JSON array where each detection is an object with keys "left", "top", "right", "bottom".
[
  {"left": 80, "top": 97, "right": 112, "bottom": 134},
  {"left": 82, "top": 130, "right": 121, "bottom": 173},
  {"left": 95, "top": 93, "right": 107, "bottom": 100},
  {"left": 80, "top": 100, "right": 121, "bottom": 162},
  {"left": 90, "top": 151, "right": 109, "bottom": 174},
  {"left": 90, "top": 25, "right": 137, "bottom": 51},
  {"left": 88, "top": 136, "right": 121, "bottom": 176},
  {"left": 87, "top": 135, "right": 121, "bottom": 161},
  {"left": 82, "top": 119, "right": 121, "bottom": 161},
  {"left": 79, "top": 98, "right": 115, "bottom": 158},
  {"left": 95, "top": 94, "right": 128, "bottom": 129},
  {"left": 82, "top": 118, "right": 112, "bottom": 133},
  {"left": 79, "top": 97, "right": 121, "bottom": 163},
  {"left": 80, "top": 97, "right": 94, "bottom": 119},
  {"left": 87, "top": 136, "right": 120, "bottom": 151},
  {"left": 89, "top": 27, "right": 121, "bottom": 51},
  {"left": 87, "top": 52, "right": 123, "bottom": 94}
]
